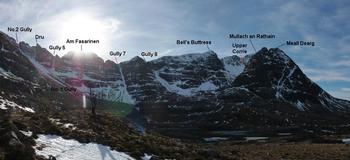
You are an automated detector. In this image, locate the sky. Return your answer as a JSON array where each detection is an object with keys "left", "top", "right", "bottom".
[{"left": 0, "top": 0, "right": 349, "bottom": 100}]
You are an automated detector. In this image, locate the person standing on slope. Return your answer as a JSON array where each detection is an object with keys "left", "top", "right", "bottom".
[
  {"left": 89, "top": 87, "right": 97, "bottom": 116},
  {"left": 91, "top": 93, "right": 97, "bottom": 116}
]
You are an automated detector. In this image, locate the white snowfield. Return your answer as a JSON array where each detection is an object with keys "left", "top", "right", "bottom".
[
  {"left": 154, "top": 70, "right": 218, "bottom": 97},
  {"left": 222, "top": 56, "right": 244, "bottom": 79},
  {"left": 35, "top": 134, "right": 135, "bottom": 160},
  {"left": 151, "top": 51, "right": 215, "bottom": 63},
  {"left": 0, "top": 95, "right": 35, "bottom": 113}
]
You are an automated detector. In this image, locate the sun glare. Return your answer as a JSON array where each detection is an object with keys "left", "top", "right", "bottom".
[
  {"left": 61, "top": 14, "right": 103, "bottom": 40},
  {"left": 56, "top": 11, "right": 120, "bottom": 55}
]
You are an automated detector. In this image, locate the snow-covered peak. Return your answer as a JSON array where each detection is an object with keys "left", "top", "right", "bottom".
[{"left": 151, "top": 50, "right": 218, "bottom": 64}]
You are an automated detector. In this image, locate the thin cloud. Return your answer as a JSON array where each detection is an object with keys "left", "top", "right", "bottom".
[
  {"left": 329, "top": 89, "right": 350, "bottom": 101},
  {"left": 341, "top": 88, "right": 350, "bottom": 92},
  {"left": 330, "top": 60, "right": 350, "bottom": 67},
  {"left": 302, "top": 67, "right": 350, "bottom": 82}
]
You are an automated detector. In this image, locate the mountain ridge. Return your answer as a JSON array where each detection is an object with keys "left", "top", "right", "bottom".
[{"left": 1, "top": 31, "right": 350, "bottom": 131}]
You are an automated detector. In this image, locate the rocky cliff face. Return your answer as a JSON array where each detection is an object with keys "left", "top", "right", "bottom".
[
  {"left": 119, "top": 51, "right": 241, "bottom": 127},
  {"left": 16, "top": 42, "right": 135, "bottom": 103},
  {"left": 233, "top": 47, "right": 350, "bottom": 112},
  {"left": 119, "top": 48, "right": 350, "bottom": 130},
  {"left": 213, "top": 48, "right": 350, "bottom": 129},
  {"left": 2, "top": 31, "right": 350, "bottom": 131},
  {"left": 1, "top": 32, "right": 213, "bottom": 160}
]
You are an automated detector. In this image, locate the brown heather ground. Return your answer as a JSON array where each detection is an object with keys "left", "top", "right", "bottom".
[{"left": 2, "top": 107, "right": 350, "bottom": 160}]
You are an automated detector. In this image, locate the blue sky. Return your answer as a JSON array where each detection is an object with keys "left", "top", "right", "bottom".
[{"left": 0, "top": 0, "right": 349, "bottom": 100}]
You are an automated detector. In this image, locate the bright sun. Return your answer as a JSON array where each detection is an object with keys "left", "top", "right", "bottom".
[
  {"left": 55, "top": 11, "right": 120, "bottom": 55},
  {"left": 61, "top": 14, "right": 104, "bottom": 40}
]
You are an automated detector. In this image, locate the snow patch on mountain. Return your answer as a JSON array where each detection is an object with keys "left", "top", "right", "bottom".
[
  {"left": 154, "top": 71, "right": 192, "bottom": 96},
  {"left": 49, "top": 118, "right": 76, "bottom": 130},
  {"left": 222, "top": 56, "right": 244, "bottom": 79},
  {"left": 274, "top": 65, "right": 296, "bottom": 101},
  {"left": 141, "top": 153, "right": 153, "bottom": 160},
  {"left": 196, "top": 81, "right": 218, "bottom": 91},
  {"left": 223, "top": 64, "right": 244, "bottom": 79},
  {"left": 0, "top": 95, "right": 34, "bottom": 113},
  {"left": 35, "top": 134, "right": 135, "bottom": 160},
  {"left": 118, "top": 63, "right": 135, "bottom": 104},
  {"left": 318, "top": 91, "right": 347, "bottom": 111},
  {"left": 154, "top": 71, "right": 217, "bottom": 97},
  {"left": 153, "top": 51, "right": 216, "bottom": 63},
  {"left": 295, "top": 100, "right": 305, "bottom": 111},
  {"left": 19, "top": 130, "right": 33, "bottom": 137},
  {"left": 277, "top": 49, "right": 291, "bottom": 64}
]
